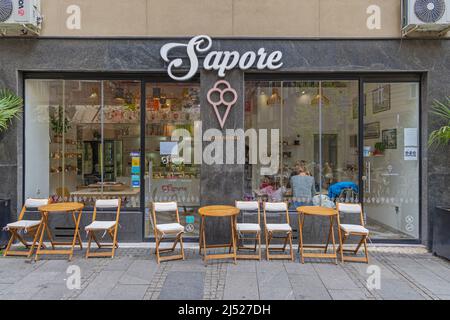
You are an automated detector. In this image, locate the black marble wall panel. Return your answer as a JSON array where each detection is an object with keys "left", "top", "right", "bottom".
[
  {"left": 200, "top": 69, "right": 245, "bottom": 244},
  {"left": 0, "top": 38, "right": 448, "bottom": 244}
]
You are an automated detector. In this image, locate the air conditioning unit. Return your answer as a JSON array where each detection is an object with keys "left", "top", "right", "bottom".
[
  {"left": 0, "top": 0, "right": 42, "bottom": 36},
  {"left": 402, "top": 0, "right": 450, "bottom": 36}
]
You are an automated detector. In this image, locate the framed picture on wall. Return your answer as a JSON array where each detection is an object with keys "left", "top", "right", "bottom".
[
  {"left": 382, "top": 129, "right": 397, "bottom": 149},
  {"left": 364, "top": 122, "right": 380, "bottom": 139},
  {"left": 372, "top": 85, "right": 391, "bottom": 114}
]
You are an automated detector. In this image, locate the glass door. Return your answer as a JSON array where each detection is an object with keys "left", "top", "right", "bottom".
[
  {"left": 144, "top": 82, "right": 201, "bottom": 238},
  {"left": 362, "top": 82, "right": 420, "bottom": 240}
]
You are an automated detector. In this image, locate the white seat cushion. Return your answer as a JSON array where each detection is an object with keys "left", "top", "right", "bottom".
[
  {"left": 7, "top": 220, "right": 40, "bottom": 230},
  {"left": 340, "top": 224, "right": 369, "bottom": 235},
  {"left": 235, "top": 201, "right": 259, "bottom": 211},
  {"left": 156, "top": 223, "right": 184, "bottom": 234},
  {"left": 266, "top": 223, "right": 292, "bottom": 232},
  {"left": 236, "top": 223, "right": 261, "bottom": 232},
  {"left": 95, "top": 199, "right": 120, "bottom": 208},
  {"left": 264, "top": 202, "right": 288, "bottom": 212},
  {"left": 85, "top": 221, "right": 117, "bottom": 231},
  {"left": 154, "top": 202, "right": 178, "bottom": 212}
]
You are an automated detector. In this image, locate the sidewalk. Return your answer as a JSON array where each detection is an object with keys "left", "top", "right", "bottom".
[{"left": 0, "top": 245, "right": 449, "bottom": 300}]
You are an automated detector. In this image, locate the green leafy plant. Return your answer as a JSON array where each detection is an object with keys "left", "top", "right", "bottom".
[
  {"left": 428, "top": 97, "right": 450, "bottom": 147},
  {"left": 374, "top": 142, "right": 386, "bottom": 155},
  {"left": 50, "top": 106, "right": 71, "bottom": 135},
  {"left": 0, "top": 89, "right": 22, "bottom": 133}
]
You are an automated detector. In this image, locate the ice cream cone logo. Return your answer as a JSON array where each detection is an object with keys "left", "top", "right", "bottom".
[{"left": 207, "top": 80, "right": 238, "bottom": 129}]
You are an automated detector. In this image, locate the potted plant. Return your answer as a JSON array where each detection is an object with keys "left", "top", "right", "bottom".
[
  {"left": 0, "top": 89, "right": 22, "bottom": 247},
  {"left": 428, "top": 97, "right": 450, "bottom": 260},
  {"left": 373, "top": 142, "right": 386, "bottom": 156},
  {"left": 0, "top": 89, "right": 22, "bottom": 133},
  {"left": 50, "top": 106, "right": 71, "bottom": 142}
]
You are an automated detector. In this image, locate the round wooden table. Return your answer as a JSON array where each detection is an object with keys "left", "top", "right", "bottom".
[
  {"left": 35, "top": 202, "right": 84, "bottom": 261},
  {"left": 198, "top": 205, "right": 240, "bottom": 265},
  {"left": 296, "top": 206, "right": 341, "bottom": 264}
]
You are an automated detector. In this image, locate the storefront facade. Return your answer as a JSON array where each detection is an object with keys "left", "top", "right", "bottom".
[{"left": 0, "top": 36, "right": 449, "bottom": 246}]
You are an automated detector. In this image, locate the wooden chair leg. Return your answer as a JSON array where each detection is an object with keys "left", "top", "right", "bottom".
[
  {"left": 288, "top": 232, "right": 294, "bottom": 262},
  {"left": 329, "top": 217, "right": 337, "bottom": 265},
  {"left": 27, "top": 224, "right": 43, "bottom": 258},
  {"left": 155, "top": 235, "right": 162, "bottom": 264},
  {"left": 3, "top": 231, "right": 16, "bottom": 256},
  {"left": 91, "top": 232, "right": 102, "bottom": 248},
  {"left": 179, "top": 235, "right": 185, "bottom": 260},
  {"left": 86, "top": 232, "right": 93, "bottom": 258},
  {"left": 258, "top": 231, "right": 262, "bottom": 261},
  {"left": 44, "top": 224, "right": 55, "bottom": 250},
  {"left": 354, "top": 237, "right": 365, "bottom": 254},
  {"left": 35, "top": 220, "right": 47, "bottom": 262},
  {"left": 298, "top": 215, "right": 305, "bottom": 264},
  {"left": 111, "top": 226, "right": 119, "bottom": 258},
  {"left": 324, "top": 221, "right": 333, "bottom": 253},
  {"left": 266, "top": 231, "right": 273, "bottom": 260},
  {"left": 363, "top": 237, "right": 369, "bottom": 263},
  {"left": 281, "top": 233, "right": 289, "bottom": 252}
]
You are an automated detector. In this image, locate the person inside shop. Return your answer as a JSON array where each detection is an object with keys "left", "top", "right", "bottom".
[{"left": 290, "top": 166, "right": 316, "bottom": 209}]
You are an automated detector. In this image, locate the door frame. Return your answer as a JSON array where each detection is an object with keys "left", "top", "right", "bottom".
[{"left": 360, "top": 76, "right": 422, "bottom": 244}]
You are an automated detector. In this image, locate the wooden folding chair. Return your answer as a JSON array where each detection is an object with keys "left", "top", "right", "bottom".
[
  {"left": 152, "top": 202, "right": 185, "bottom": 264},
  {"left": 85, "top": 199, "right": 121, "bottom": 258},
  {"left": 3, "top": 198, "right": 50, "bottom": 258},
  {"left": 235, "top": 201, "right": 262, "bottom": 260},
  {"left": 336, "top": 203, "right": 370, "bottom": 263},
  {"left": 263, "top": 202, "right": 294, "bottom": 261}
]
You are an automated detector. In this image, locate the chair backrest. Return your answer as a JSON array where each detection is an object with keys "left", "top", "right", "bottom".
[
  {"left": 152, "top": 202, "right": 180, "bottom": 228},
  {"left": 93, "top": 198, "right": 121, "bottom": 224},
  {"left": 336, "top": 202, "right": 365, "bottom": 226},
  {"left": 24, "top": 198, "right": 49, "bottom": 209},
  {"left": 19, "top": 198, "right": 50, "bottom": 220},
  {"left": 263, "top": 202, "right": 290, "bottom": 226},
  {"left": 235, "top": 201, "right": 260, "bottom": 224}
]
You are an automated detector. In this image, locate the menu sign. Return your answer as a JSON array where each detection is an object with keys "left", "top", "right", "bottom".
[{"left": 131, "top": 152, "right": 140, "bottom": 188}]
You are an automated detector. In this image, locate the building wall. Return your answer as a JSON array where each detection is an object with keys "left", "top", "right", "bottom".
[
  {"left": 0, "top": 38, "right": 449, "bottom": 244},
  {"left": 37, "top": 0, "right": 448, "bottom": 38}
]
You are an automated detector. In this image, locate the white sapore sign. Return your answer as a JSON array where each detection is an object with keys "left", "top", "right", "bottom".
[{"left": 160, "top": 35, "right": 283, "bottom": 81}]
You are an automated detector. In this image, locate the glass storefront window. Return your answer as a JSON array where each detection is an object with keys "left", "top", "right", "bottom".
[
  {"left": 363, "top": 82, "right": 420, "bottom": 240},
  {"left": 25, "top": 79, "right": 141, "bottom": 208},
  {"left": 144, "top": 83, "right": 201, "bottom": 237},
  {"left": 244, "top": 80, "right": 359, "bottom": 209}
]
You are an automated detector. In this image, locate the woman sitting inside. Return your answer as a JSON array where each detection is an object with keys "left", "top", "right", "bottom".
[{"left": 290, "top": 166, "right": 316, "bottom": 209}]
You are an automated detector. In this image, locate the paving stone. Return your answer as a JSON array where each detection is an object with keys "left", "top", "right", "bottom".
[
  {"left": 107, "top": 284, "right": 148, "bottom": 300},
  {"left": 376, "top": 279, "right": 426, "bottom": 300},
  {"left": 283, "top": 262, "right": 316, "bottom": 275},
  {"left": 0, "top": 247, "right": 449, "bottom": 300},
  {"left": 288, "top": 274, "right": 331, "bottom": 300},
  {"left": 388, "top": 257, "right": 450, "bottom": 296},
  {"left": 227, "top": 260, "right": 256, "bottom": 273},
  {"left": 328, "top": 289, "right": 370, "bottom": 300},
  {"left": 119, "top": 260, "right": 158, "bottom": 285},
  {"left": 257, "top": 271, "right": 295, "bottom": 300},
  {"left": 76, "top": 270, "right": 124, "bottom": 300},
  {"left": 102, "top": 258, "right": 134, "bottom": 271},
  {"left": 159, "top": 271, "right": 204, "bottom": 300},
  {"left": 313, "top": 264, "right": 359, "bottom": 290},
  {"left": 31, "top": 283, "right": 72, "bottom": 300},
  {"left": 223, "top": 271, "right": 259, "bottom": 300}
]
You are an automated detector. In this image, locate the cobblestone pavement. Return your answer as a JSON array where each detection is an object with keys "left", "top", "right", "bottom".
[{"left": 0, "top": 245, "right": 450, "bottom": 300}]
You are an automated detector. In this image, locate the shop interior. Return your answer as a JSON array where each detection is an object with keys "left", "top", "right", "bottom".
[{"left": 244, "top": 80, "right": 419, "bottom": 240}]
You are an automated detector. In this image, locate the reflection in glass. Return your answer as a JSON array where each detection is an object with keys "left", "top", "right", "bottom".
[
  {"left": 25, "top": 79, "right": 141, "bottom": 208},
  {"left": 244, "top": 80, "right": 359, "bottom": 209}
]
